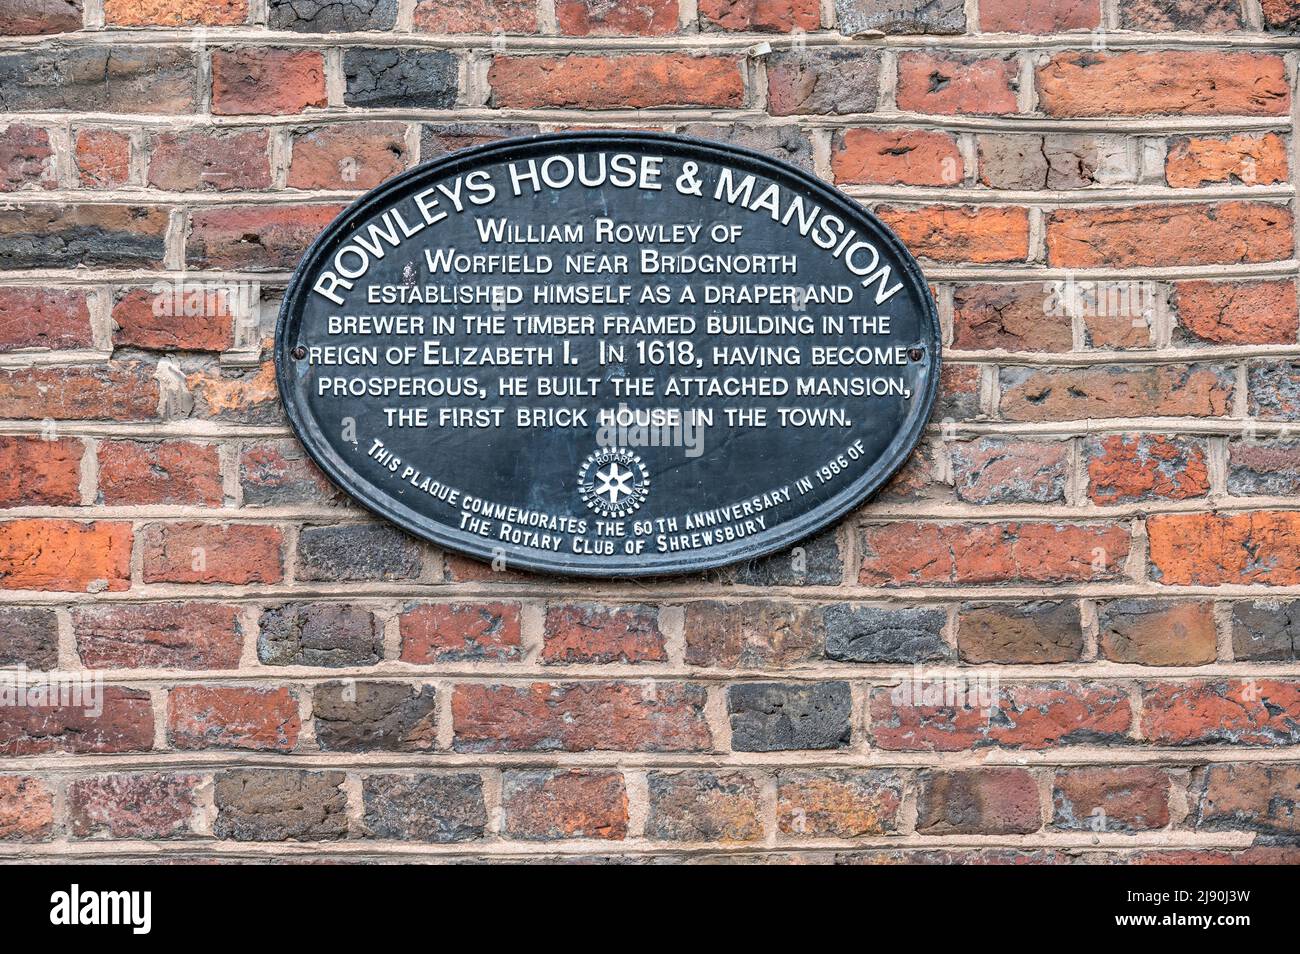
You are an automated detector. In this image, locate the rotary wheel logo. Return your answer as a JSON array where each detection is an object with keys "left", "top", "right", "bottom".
[{"left": 578, "top": 448, "right": 651, "bottom": 518}]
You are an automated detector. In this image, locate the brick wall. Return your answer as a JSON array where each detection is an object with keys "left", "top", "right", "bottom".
[{"left": 0, "top": 0, "right": 1297, "bottom": 863}]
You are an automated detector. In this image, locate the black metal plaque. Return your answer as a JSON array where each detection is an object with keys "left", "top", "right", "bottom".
[{"left": 276, "top": 132, "right": 940, "bottom": 577}]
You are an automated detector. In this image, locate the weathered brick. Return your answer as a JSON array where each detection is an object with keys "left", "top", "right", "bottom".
[
  {"left": 1174, "top": 280, "right": 1297, "bottom": 345},
  {"left": 313, "top": 681, "right": 437, "bottom": 752},
  {"left": 0, "top": 519, "right": 131, "bottom": 592},
  {"left": 168, "top": 685, "right": 300, "bottom": 751},
  {"left": 859, "top": 521, "right": 1131, "bottom": 586},
  {"left": 951, "top": 438, "right": 1069, "bottom": 504},
  {"left": 916, "top": 769, "right": 1040, "bottom": 834},
  {"left": 212, "top": 48, "right": 325, "bottom": 115},
  {"left": 1141, "top": 679, "right": 1300, "bottom": 745},
  {"left": 258, "top": 603, "right": 383, "bottom": 668},
  {"left": 0, "top": 0, "right": 83, "bottom": 34},
  {"left": 1000, "top": 365, "right": 1233, "bottom": 421},
  {"left": 728, "top": 681, "right": 851, "bottom": 751},
  {"left": 502, "top": 770, "right": 628, "bottom": 840},
  {"left": 876, "top": 205, "right": 1029, "bottom": 263},
  {"left": 141, "top": 522, "right": 284, "bottom": 585},
  {"left": 1051, "top": 767, "right": 1170, "bottom": 832},
  {"left": 1097, "top": 599, "right": 1217, "bottom": 666},
  {"left": 1121, "top": 0, "right": 1241, "bottom": 31},
  {"left": 1086, "top": 434, "right": 1210, "bottom": 505},
  {"left": 1167, "top": 133, "right": 1288, "bottom": 188},
  {"left": 1262, "top": 0, "right": 1300, "bottom": 31},
  {"left": 698, "top": 0, "right": 817, "bottom": 31},
  {"left": 74, "top": 128, "right": 130, "bottom": 188},
  {"left": 0, "top": 205, "right": 167, "bottom": 269},
  {"left": 344, "top": 48, "right": 458, "bottom": 108},
  {"left": 951, "top": 283, "right": 1071, "bottom": 353},
  {"left": 0, "top": 46, "right": 194, "bottom": 113},
  {"left": 1047, "top": 202, "right": 1292, "bottom": 268},
  {"left": 288, "top": 122, "right": 408, "bottom": 190},
  {"left": 937, "top": 364, "right": 981, "bottom": 421},
  {"left": 419, "top": 122, "right": 540, "bottom": 160},
  {"left": 1191, "top": 763, "right": 1300, "bottom": 834},
  {"left": 73, "top": 602, "right": 243, "bottom": 670},
  {"left": 0, "top": 436, "right": 81, "bottom": 507},
  {"left": 1037, "top": 52, "right": 1289, "bottom": 116},
  {"left": 1248, "top": 360, "right": 1300, "bottom": 421},
  {"left": 646, "top": 771, "right": 762, "bottom": 841},
  {"left": 0, "top": 686, "right": 153, "bottom": 755},
  {"left": 68, "top": 773, "right": 201, "bottom": 838},
  {"left": 187, "top": 205, "right": 345, "bottom": 271},
  {"left": 147, "top": 129, "right": 270, "bottom": 192},
  {"left": 214, "top": 769, "right": 347, "bottom": 841},
  {"left": 111, "top": 286, "right": 235, "bottom": 353},
  {"left": 97, "top": 440, "right": 221, "bottom": 507},
  {"left": 978, "top": 133, "right": 1129, "bottom": 189},
  {"left": 723, "top": 527, "right": 841, "bottom": 586},
  {"left": 399, "top": 602, "right": 522, "bottom": 663},
  {"left": 239, "top": 439, "right": 338, "bottom": 507},
  {"left": 766, "top": 49, "right": 878, "bottom": 115},
  {"left": 557, "top": 0, "right": 676, "bottom": 34},
  {"left": 490, "top": 54, "right": 743, "bottom": 109},
  {"left": 104, "top": 0, "right": 246, "bottom": 25},
  {"left": 0, "top": 776, "right": 53, "bottom": 841},
  {"left": 823, "top": 604, "right": 950, "bottom": 664},
  {"left": 896, "top": 52, "right": 1019, "bottom": 115},
  {"left": 452, "top": 681, "right": 712, "bottom": 752},
  {"left": 870, "top": 681, "right": 1131, "bottom": 750},
  {"left": 777, "top": 769, "right": 903, "bottom": 836},
  {"left": 362, "top": 773, "right": 485, "bottom": 842},
  {"left": 831, "top": 128, "right": 962, "bottom": 186},
  {"left": 1231, "top": 600, "right": 1300, "bottom": 661},
  {"left": 0, "top": 606, "right": 58, "bottom": 669},
  {"left": 1149, "top": 512, "right": 1300, "bottom": 586},
  {"left": 980, "top": 0, "right": 1099, "bottom": 31},
  {"left": 268, "top": 0, "right": 395, "bottom": 30},
  {"left": 958, "top": 601, "right": 1082, "bottom": 664},
  {"left": 413, "top": 0, "right": 535, "bottom": 31},
  {"left": 185, "top": 360, "right": 284, "bottom": 427},
  {"left": 0, "top": 365, "right": 157, "bottom": 422},
  {"left": 297, "top": 523, "right": 423, "bottom": 582},
  {"left": 835, "top": 0, "right": 963, "bottom": 34},
  {"left": 685, "top": 600, "right": 823, "bottom": 668},
  {"left": 543, "top": 602, "right": 665, "bottom": 664},
  {"left": 680, "top": 123, "right": 814, "bottom": 171},
  {"left": 0, "top": 124, "right": 54, "bottom": 192}
]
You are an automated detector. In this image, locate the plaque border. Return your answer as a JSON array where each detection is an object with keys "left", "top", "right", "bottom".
[{"left": 275, "top": 131, "right": 942, "bottom": 578}]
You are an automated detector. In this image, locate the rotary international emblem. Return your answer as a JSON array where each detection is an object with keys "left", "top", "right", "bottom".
[{"left": 578, "top": 448, "right": 651, "bottom": 518}]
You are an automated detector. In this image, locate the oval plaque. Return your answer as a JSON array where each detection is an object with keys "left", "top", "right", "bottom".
[{"left": 276, "top": 132, "right": 940, "bottom": 577}]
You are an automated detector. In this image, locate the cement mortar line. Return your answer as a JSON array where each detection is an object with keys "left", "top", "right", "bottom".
[{"left": 0, "top": 108, "right": 1291, "bottom": 135}]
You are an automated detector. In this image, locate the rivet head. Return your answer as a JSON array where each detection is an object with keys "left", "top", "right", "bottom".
[
  {"left": 908, "top": 347, "right": 924, "bottom": 362},
  {"left": 292, "top": 346, "right": 307, "bottom": 360}
]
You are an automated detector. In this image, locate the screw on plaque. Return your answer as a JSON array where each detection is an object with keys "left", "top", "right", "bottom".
[
  {"left": 908, "top": 347, "right": 925, "bottom": 362},
  {"left": 293, "top": 346, "right": 307, "bottom": 359}
]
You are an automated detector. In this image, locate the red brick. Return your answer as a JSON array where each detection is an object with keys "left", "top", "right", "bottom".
[
  {"left": 488, "top": 54, "right": 745, "bottom": 109},
  {"left": 0, "top": 0, "right": 83, "bottom": 34},
  {"left": 1122, "top": 0, "right": 1241, "bottom": 31},
  {"left": 1051, "top": 767, "right": 1170, "bottom": 832},
  {"left": 1174, "top": 280, "right": 1298, "bottom": 345},
  {"left": 1167, "top": 133, "right": 1288, "bottom": 188},
  {"left": 147, "top": 129, "right": 270, "bottom": 192},
  {"left": 0, "top": 364, "right": 158, "bottom": 421},
  {"left": 0, "top": 776, "right": 54, "bottom": 840},
  {"left": 1047, "top": 202, "right": 1293, "bottom": 268},
  {"left": 111, "top": 286, "right": 235, "bottom": 353},
  {"left": 0, "top": 686, "right": 153, "bottom": 755},
  {"left": 187, "top": 205, "right": 344, "bottom": 270},
  {"left": 543, "top": 603, "right": 665, "bottom": 664},
  {"left": 699, "top": 0, "right": 818, "bottom": 31},
  {"left": 211, "top": 48, "right": 326, "bottom": 116},
  {"left": 1141, "top": 679, "right": 1300, "bottom": 745},
  {"left": 239, "top": 438, "right": 339, "bottom": 507},
  {"left": 0, "top": 519, "right": 131, "bottom": 591},
  {"left": 97, "top": 440, "right": 222, "bottom": 507},
  {"left": 412, "top": 0, "right": 537, "bottom": 32},
  {"left": 1149, "top": 511, "right": 1300, "bottom": 586},
  {"left": 684, "top": 600, "right": 823, "bottom": 668},
  {"left": 876, "top": 205, "right": 1030, "bottom": 263},
  {"left": 1192, "top": 763, "right": 1300, "bottom": 834},
  {"left": 1086, "top": 434, "right": 1210, "bottom": 505},
  {"left": 288, "top": 122, "right": 408, "bottom": 191},
  {"left": 502, "top": 769, "right": 628, "bottom": 840},
  {"left": 1037, "top": 52, "right": 1289, "bottom": 117},
  {"left": 1262, "top": 0, "right": 1300, "bottom": 31},
  {"left": 72, "top": 602, "right": 243, "bottom": 670},
  {"left": 0, "top": 124, "right": 54, "bottom": 191},
  {"left": 950, "top": 438, "right": 1069, "bottom": 504},
  {"left": 646, "top": 770, "right": 762, "bottom": 841},
  {"left": 140, "top": 522, "right": 284, "bottom": 585},
  {"left": 168, "top": 685, "right": 300, "bottom": 751},
  {"left": 104, "top": 0, "right": 246, "bottom": 25},
  {"left": 916, "top": 769, "right": 1041, "bottom": 834},
  {"left": 777, "top": 769, "right": 902, "bottom": 836},
  {"left": 951, "top": 283, "right": 1071, "bottom": 353},
  {"left": 557, "top": 0, "right": 677, "bottom": 34},
  {"left": 896, "top": 52, "right": 1019, "bottom": 115},
  {"left": 68, "top": 772, "right": 202, "bottom": 838},
  {"left": 74, "top": 128, "right": 131, "bottom": 188},
  {"left": 957, "top": 601, "right": 1083, "bottom": 664},
  {"left": 0, "top": 436, "right": 82, "bottom": 507},
  {"left": 399, "top": 601, "right": 523, "bottom": 663},
  {"left": 870, "top": 681, "right": 1132, "bottom": 750},
  {"left": 452, "top": 681, "right": 712, "bottom": 752},
  {"left": 980, "top": 0, "right": 1099, "bottom": 32},
  {"left": 1000, "top": 365, "right": 1233, "bottom": 421},
  {"left": 831, "top": 129, "right": 963, "bottom": 186},
  {"left": 0, "top": 287, "right": 90, "bottom": 353},
  {"left": 1097, "top": 599, "right": 1217, "bottom": 666},
  {"left": 858, "top": 521, "right": 1130, "bottom": 586}
]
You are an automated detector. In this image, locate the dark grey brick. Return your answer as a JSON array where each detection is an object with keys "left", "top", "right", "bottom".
[
  {"left": 363, "top": 773, "right": 486, "bottom": 842},
  {"left": 0, "top": 46, "right": 194, "bottom": 112},
  {"left": 0, "top": 606, "right": 59, "bottom": 670},
  {"left": 258, "top": 603, "right": 383, "bottom": 667},
  {"left": 835, "top": 0, "right": 965, "bottom": 34},
  {"left": 419, "top": 122, "right": 540, "bottom": 160},
  {"left": 296, "top": 523, "right": 423, "bottom": 582},
  {"left": 1231, "top": 600, "right": 1300, "bottom": 661},
  {"left": 214, "top": 770, "right": 347, "bottom": 841},
  {"left": 313, "top": 681, "right": 438, "bottom": 751},
  {"left": 725, "top": 527, "right": 842, "bottom": 586},
  {"left": 823, "top": 605, "right": 951, "bottom": 663},
  {"left": 728, "top": 681, "right": 852, "bottom": 751},
  {"left": 343, "top": 48, "right": 458, "bottom": 108},
  {"left": 268, "top": 0, "right": 398, "bottom": 31},
  {"left": 679, "top": 123, "right": 815, "bottom": 171}
]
